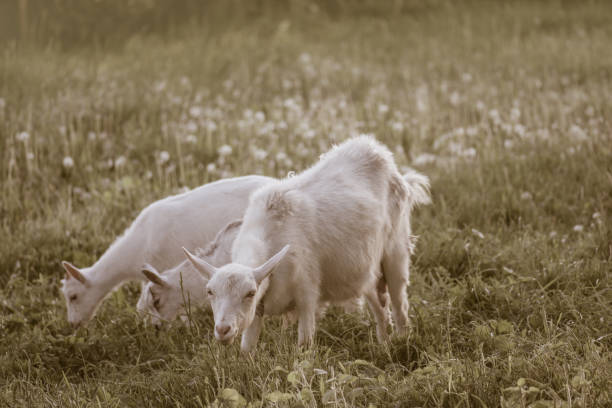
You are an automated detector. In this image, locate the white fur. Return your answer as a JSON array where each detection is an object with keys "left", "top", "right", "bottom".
[
  {"left": 60, "top": 175, "right": 273, "bottom": 327},
  {"left": 186, "top": 136, "right": 430, "bottom": 351},
  {"left": 137, "top": 219, "right": 242, "bottom": 326}
]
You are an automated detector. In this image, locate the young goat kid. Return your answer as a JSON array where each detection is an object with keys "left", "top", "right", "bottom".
[
  {"left": 138, "top": 220, "right": 242, "bottom": 326},
  {"left": 184, "top": 136, "right": 430, "bottom": 352},
  {"left": 61, "top": 176, "right": 273, "bottom": 328}
]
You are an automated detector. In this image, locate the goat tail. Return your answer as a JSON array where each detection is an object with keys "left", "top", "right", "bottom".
[{"left": 402, "top": 168, "right": 431, "bottom": 208}]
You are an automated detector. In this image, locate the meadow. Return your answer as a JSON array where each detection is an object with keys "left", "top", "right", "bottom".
[{"left": 0, "top": 1, "right": 611, "bottom": 406}]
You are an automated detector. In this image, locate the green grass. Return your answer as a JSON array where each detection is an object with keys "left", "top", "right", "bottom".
[{"left": 1, "top": 1, "right": 611, "bottom": 406}]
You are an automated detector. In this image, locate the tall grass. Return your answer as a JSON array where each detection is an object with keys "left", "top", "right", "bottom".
[{"left": 1, "top": 1, "right": 610, "bottom": 406}]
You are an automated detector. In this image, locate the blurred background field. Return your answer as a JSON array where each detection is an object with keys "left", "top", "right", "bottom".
[{"left": 0, "top": 0, "right": 611, "bottom": 406}]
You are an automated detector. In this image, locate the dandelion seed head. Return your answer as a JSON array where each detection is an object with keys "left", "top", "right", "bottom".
[
  {"left": 115, "top": 156, "right": 127, "bottom": 168},
  {"left": 569, "top": 125, "right": 587, "bottom": 142},
  {"left": 413, "top": 153, "right": 437, "bottom": 166},
  {"left": 158, "top": 151, "right": 170, "bottom": 164},
  {"left": 63, "top": 156, "right": 74, "bottom": 169},
  {"left": 189, "top": 106, "right": 203, "bottom": 118},
  {"left": 449, "top": 91, "right": 460, "bottom": 106},
  {"left": 16, "top": 131, "right": 29, "bottom": 142},
  {"left": 217, "top": 145, "right": 233, "bottom": 157},
  {"left": 186, "top": 121, "right": 198, "bottom": 133},
  {"left": 378, "top": 104, "right": 389, "bottom": 114}
]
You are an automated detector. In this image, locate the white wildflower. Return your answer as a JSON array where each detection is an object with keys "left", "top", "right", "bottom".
[
  {"left": 454, "top": 127, "right": 465, "bottom": 137},
  {"left": 26, "top": 152, "right": 34, "bottom": 160},
  {"left": 378, "top": 104, "right": 389, "bottom": 114},
  {"left": 520, "top": 191, "right": 532, "bottom": 200},
  {"left": 206, "top": 120, "right": 218, "bottom": 133},
  {"left": 466, "top": 126, "right": 478, "bottom": 137},
  {"left": 186, "top": 121, "right": 198, "bottom": 133},
  {"left": 514, "top": 124, "right": 526, "bottom": 138},
  {"left": 462, "top": 147, "right": 477, "bottom": 158},
  {"left": 592, "top": 212, "right": 601, "bottom": 219},
  {"left": 189, "top": 106, "right": 203, "bottom": 118},
  {"left": 413, "top": 153, "right": 437, "bottom": 166},
  {"left": 217, "top": 144, "right": 233, "bottom": 157},
  {"left": 504, "top": 139, "right": 514, "bottom": 149},
  {"left": 206, "top": 163, "right": 216, "bottom": 173},
  {"left": 115, "top": 156, "right": 127, "bottom": 168},
  {"left": 303, "top": 129, "right": 316, "bottom": 139},
  {"left": 299, "top": 53, "right": 311, "bottom": 65},
  {"left": 185, "top": 134, "right": 197, "bottom": 144},
  {"left": 252, "top": 148, "right": 268, "bottom": 161},
  {"left": 154, "top": 81, "right": 166, "bottom": 92},
  {"left": 158, "top": 151, "right": 170, "bottom": 164},
  {"left": 449, "top": 91, "right": 460, "bottom": 106},
  {"left": 569, "top": 125, "right": 587, "bottom": 141},
  {"left": 392, "top": 122, "right": 404, "bottom": 132},
  {"left": 488, "top": 109, "right": 501, "bottom": 123},
  {"left": 475, "top": 100, "right": 485, "bottom": 111},
  {"left": 62, "top": 156, "right": 74, "bottom": 169},
  {"left": 16, "top": 131, "right": 29, "bottom": 142},
  {"left": 573, "top": 225, "right": 584, "bottom": 232},
  {"left": 255, "top": 111, "right": 265, "bottom": 122}
]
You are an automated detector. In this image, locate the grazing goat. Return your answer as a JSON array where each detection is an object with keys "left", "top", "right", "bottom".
[
  {"left": 60, "top": 175, "right": 273, "bottom": 327},
  {"left": 184, "top": 136, "right": 430, "bottom": 351},
  {"left": 137, "top": 219, "right": 242, "bottom": 326}
]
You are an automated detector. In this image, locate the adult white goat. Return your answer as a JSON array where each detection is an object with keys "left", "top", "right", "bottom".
[
  {"left": 184, "top": 136, "right": 430, "bottom": 351},
  {"left": 137, "top": 219, "right": 242, "bottom": 326},
  {"left": 60, "top": 175, "right": 273, "bottom": 328}
]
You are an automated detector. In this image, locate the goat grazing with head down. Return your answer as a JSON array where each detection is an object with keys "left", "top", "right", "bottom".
[
  {"left": 137, "top": 219, "right": 242, "bottom": 326},
  {"left": 184, "top": 136, "right": 430, "bottom": 352},
  {"left": 60, "top": 175, "right": 273, "bottom": 328}
]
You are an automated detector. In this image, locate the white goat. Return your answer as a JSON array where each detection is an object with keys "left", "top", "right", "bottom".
[
  {"left": 137, "top": 219, "right": 242, "bottom": 326},
  {"left": 184, "top": 136, "right": 430, "bottom": 351},
  {"left": 60, "top": 175, "right": 273, "bottom": 327}
]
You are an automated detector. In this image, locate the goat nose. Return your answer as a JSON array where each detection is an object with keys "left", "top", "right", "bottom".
[{"left": 216, "top": 324, "right": 231, "bottom": 336}]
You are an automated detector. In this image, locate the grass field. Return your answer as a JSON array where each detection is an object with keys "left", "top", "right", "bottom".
[{"left": 1, "top": 1, "right": 611, "bottom": 406}]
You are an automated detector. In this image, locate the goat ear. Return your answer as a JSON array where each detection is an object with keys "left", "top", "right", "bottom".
[
  {"left": 252, "top": 245, "right": 290, "bottom": 285},
  {"left": 183, "top": 247, "right": 217, "bottom": 279},
  {"left": 141, "top": 264, "right": 168, "bottom": 287},
  {"left": 62, "top": 261, "right": 88, "bottom": 285}
]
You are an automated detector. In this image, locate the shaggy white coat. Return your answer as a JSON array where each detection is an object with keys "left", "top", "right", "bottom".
[{"left": 185, "top": 136, "right": 430, "bottom": 351}]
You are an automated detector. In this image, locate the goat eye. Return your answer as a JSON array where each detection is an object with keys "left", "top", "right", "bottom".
[
  {"left": 207, "top": 289, "right": 214, "bottom": 296},
  {"left": 153, "top": 298, "right": 161, "bottom": 310},
  {"left": 245, "top": 290, "right": 256, "bottom": 299},
  {"left": 69, "top": 295, "right": 78, "bottom": 302}
]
